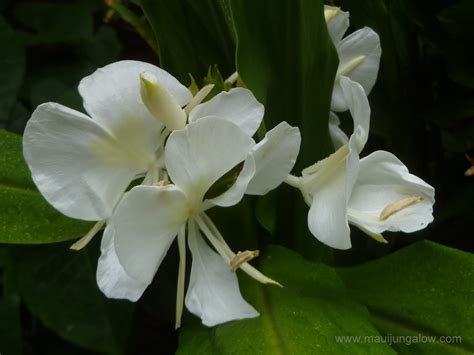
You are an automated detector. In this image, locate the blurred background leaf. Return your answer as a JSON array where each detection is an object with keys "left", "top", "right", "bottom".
[
  {"left": 0, "top": 130, "right": 92, "bottom": 244},
  {"left": 338, "top": 241, "right": 474, "bottom": 354},
  {"left": 3, "top": 239, "right": 134, "bottom": 354}
]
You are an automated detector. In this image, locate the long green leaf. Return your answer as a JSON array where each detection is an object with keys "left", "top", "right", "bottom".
[
  {"left": 338, "top": 241, "right": 474, "bottom": 354},
  {"left": 230, "top": 0, "right": 338, "bottom": 257},
  {"left": 231, "top": 0, "right": 337, "bottom": 166},
  {"left": 140, "top": 0, "right": 235, "bottom": 84},
  {"left": 178, "top": 245, "right": 394, "bottom": 354},
  {"left": 0, "top": 130, "right": 92, "bottom": 243}
]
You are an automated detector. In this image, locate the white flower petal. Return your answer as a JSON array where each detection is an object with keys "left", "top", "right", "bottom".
[
  {"left": 324, "top": 5, "right": 350, "bottom": 44},
  {"left": 23, "top": 103, "right": 153, "bottom": 221},
  {"left": 307, "top": 178, "right": 351, "bottom": 250},
  {"left": 340, "top": 76, "right": 371, "bottom": 152},
  {"left": 96, "top": 226, "right": 148, "bottom": 302},
  {"left": 188, "top": 88, "right": 264, "bottom": 137},
  {"left": 332, "top": 27, "right": 381, "bottom": 111},
  {"left": 79, "top": 60, "right": 192, "bottom": 126},
  {"left": 348, "top": 150, "right": 435, "bottom": 234},
  {"left": 246, "top": 122, "right": 301, "bottom": 195},
  {"left": 113, "top": 185, "right": 188, "bottom": 284},
  {"left": 185, "top": 220, "right": 259, "bottom": 327},
  {"left": 165, "top": 117, "right": 255, "bottom": 205},
  {"left": 305, "top": 135, "right": 360, "bottom": 250},
  {"left": 329, "top": 112, "right": 349, "bottom": 149},
  {"left": 207, "top": 154, "right": 256, "bottom": 208}
]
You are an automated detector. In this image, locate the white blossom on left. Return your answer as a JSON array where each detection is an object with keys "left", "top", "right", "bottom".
[
  {"left": 101, "top": 116, "right": 300, "bottom": 327},
  {"left": 23, "top": 60, "right": 192, "bottom": 222}
]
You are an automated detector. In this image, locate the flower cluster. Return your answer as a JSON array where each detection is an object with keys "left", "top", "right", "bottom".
[
  {"left": 284, "top": 6, "right": 435, "bottom": 249},
  {"left": 23, "top": 61, "right": 300, "bottom": 327},
  {"left": 22, "top": 6, "right": 434, "bottom": 328}
]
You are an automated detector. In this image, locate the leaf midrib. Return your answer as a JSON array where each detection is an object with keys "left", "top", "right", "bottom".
[
  {"left": 0, "top": 180, "right": 38, "bottom": 194},
  {"left": 367, "top": 304, "right": 474, "bottom": 353}
]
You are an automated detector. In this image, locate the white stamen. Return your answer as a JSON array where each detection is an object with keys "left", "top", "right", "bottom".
[
  {"left": 284, "top": 174, "right": 301, "bottom": 189},
  {"left": 337, "top": 55, "right": 366, "bottom": 78},
  {"left": 175, "top": 225, "right": 186, "bottom": 329},
  {"left": 199, "top": 213, "right": 283, "bottom": 287},
  {"left": 195, "top": 215, "right": 232, "bottom": 264},
  {"left": 184, "top": 84, "right": 215, "bottom": 115},
  {"left": 230, "top": 250, "right": 260, "bottom": 272},
  {"left": 353, "top": 223, "right": 388, "bottom": 244},
  {"left": 70, "top": 220, "right": 105, "bottom": 250},
  {"left": 224, "top": 71, "right": 239, "bottom": 85},
  {"left": 379, "top": 196, "right": 423, "bottom": 221}
]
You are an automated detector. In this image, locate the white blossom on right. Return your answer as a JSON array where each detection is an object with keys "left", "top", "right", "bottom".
[{"left": 286, "top": 76, "right": 434, "bottom": 249}]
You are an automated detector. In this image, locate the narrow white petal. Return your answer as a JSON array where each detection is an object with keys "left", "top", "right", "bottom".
[
  {"left": 305, "top": 137, "right": 360, "bottom": 250},
  {"left": 96, "top": 226, "right": 148, "bottom": 302},
  {"left": 165, "top": 117, "right": 254, "bottom": 206},
  {"left": 207, "top": 154, "right": 256, "bottom": 208},
  {"left": 348, "top": 150, "right": 435, "bottom": 234},
  {"left": 329, "top": 112, "right": 349, "bottom": 149},
  {"left": 332, "top": 27, "right": 381, "bottom": 111},
  {"left": 23, "top": 103, "right": 153, "bottom": 221},
  {"left": 246, "top": 122, "right": 301, "bottom": 195},
  {"left": 324, "top": 5, "right": 350, "bottom": 44},
  {"left": 112, "top": 185, "right": 188, "bottom": 284},
  {"left": 307, "top": 168, "right": 351, "bottom": 250},
  {"left": 79, "top": 60, "right": 191, "bottom": 126},
  {"left": 340, "top": 76, "right": 371, "bottom": 152},
  {"left": 188, "top": 88, "right": 264, "bottom": 137},
  {"left": 185, "top": 220, "right": 259, "bottom": 327}
]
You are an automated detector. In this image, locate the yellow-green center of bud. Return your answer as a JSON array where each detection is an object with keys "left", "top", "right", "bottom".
[{"left": 140, "top": 72, "right": 186, "bottom": 131}]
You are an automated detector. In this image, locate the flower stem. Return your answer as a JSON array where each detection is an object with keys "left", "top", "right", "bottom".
[{"left": 175, "top": 224, "right": 187, "bottom": 329}]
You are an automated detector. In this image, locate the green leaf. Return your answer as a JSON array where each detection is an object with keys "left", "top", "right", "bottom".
[
  {"left": 140, "top": 0, "right": 236, "bottom": 84},
  {"left": 231, "top": 0, "right": 337, "bottom": 165},
  {"left": 0, "top": 130, "right": 92, "bottom": 243},
  {"left": 230, "top": 0, "right": 338, "bottom": 258},
  {"left": 338, "top": 241, "right": 474, "bottom": 354},
  {"left": 178, "top": 245, "right": 394, "bottom": 354},
  {"left": 6, "top": 240, "right": 133, "bottom": 354},
  {"left": 0, "top": 15, "right": 25, "bottom": 124}
]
